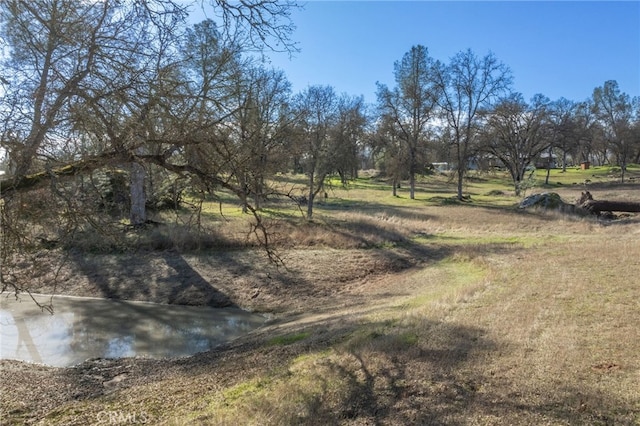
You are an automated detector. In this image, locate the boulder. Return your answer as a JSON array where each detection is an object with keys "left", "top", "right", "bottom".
[{"left": 519, "top": 192, "right": 569, "bottom": 210}]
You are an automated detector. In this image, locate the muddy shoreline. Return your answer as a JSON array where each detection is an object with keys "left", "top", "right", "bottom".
[{"left": 0, "top": 246, "right": 420, "bottom": 423}]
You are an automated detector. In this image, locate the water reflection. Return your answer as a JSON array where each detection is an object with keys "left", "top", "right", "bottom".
[{"left": 0, "top": 294, "right": 266, "bottom": 367}]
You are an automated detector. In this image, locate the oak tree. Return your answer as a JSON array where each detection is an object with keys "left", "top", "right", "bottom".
[
  {"left": 482, "top": 93, "right": 552, "bottom": 196},
  {"left": 592, "top": 80, "right": 635, "bottom": 182},
  {"left": 435, "top": 49, "right": 511, "bottom": 200}
]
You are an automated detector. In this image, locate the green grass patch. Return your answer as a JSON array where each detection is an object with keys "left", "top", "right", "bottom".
[
  {"left": 267, "top": 331, "right": 311, "bottom": 346},
  {"left": 400, "top": 259, "right": 489, "bottom": 309},
  {"left": 398, "top": 331, "right": 419, "bottom": 346},
  {"left": 189, "top": 350, "right": 352, "bottom": 425},
  {"left": 221, "top": 378, "right": 272, "bottom": 404},
  {"left": 414, "top": 231, "right": 548, "bottom": 249},
  {"left": 533, "top": 164, "right": 640, "bottom": 186},
  {"left": 325, "top": 175, "right": 391, "bottom": 191}
]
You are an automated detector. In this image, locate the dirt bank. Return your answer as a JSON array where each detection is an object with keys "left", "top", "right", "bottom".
[{"left": 0, "top": 245, "right": 426, "bottom": 424}]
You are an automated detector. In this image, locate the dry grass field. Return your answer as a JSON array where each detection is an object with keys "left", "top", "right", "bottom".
[{"left": 1, "top": 166, "right": 639, "bottom": 425}]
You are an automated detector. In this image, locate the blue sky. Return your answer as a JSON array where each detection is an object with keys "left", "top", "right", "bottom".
[{"left": 253, "top": 1, "right": 639, "bottom": 105}]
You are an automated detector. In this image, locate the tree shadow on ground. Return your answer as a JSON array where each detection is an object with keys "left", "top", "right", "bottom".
[
  {"left": 67, "top": 250, "right": 237, "bottom": 307},
  {"left": 171, "top": 307, "right": 639, "bottom": 425},
  {"left": 170, "top": 310, "right": 497, "bottom": 424},
  {"left": 10, "top": 229, "right": 633, "bottom": 425}
]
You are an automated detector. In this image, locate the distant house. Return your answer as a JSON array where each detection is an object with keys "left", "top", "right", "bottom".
[
  {"left": 432, "top": 162, "right": 450, "bottom": 172},
  {"left": 535, "top": 152, "right": 557, "bottom": 169}
]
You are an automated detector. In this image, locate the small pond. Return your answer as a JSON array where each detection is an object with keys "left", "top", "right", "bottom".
[{"left": 0, "top": 293, "right": 267, "bottom": 367}]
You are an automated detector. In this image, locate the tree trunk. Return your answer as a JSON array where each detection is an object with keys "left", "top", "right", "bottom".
[
  {"left": 130, "top": 161, "right": 147, "bottom": 225},
  {"left": 253, "top": 176, "right": 264, "bottom": 210},
  {"left": 545, "top": 164, "right": 551, "bottom": 185},
  {"left": 392, "top": 178, "right": 397, "bottom": 197},
  {"left": 307, "top": 172, "right": 315, "bottom": 220},
  {"left": 456, "top": 133, "right": 464, "bottom": 200},
  {"left": 508, "top": 166, "right": 523, "bottom": 197},
  {"left": 409, "top": 172, "right": 415, "bottom": 200},
  {"left": 545, "top": 146, "right": 553, "bottom": 185},
  {"left": 581, "top": 199, "right": 640, "bottom": 215},
  {"left": 239, "top": 174, "right": 249, "bottom": 214},
  {"left": 456, "top": 168, "right": 464, "bottom": 200},
  {"left": 409, "top": 146, "right": 417, "bottom": 200}
]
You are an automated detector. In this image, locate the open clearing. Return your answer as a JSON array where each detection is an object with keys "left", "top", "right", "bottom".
[{"left": 1, "top": 167, "right": 639, "bottom": 425}]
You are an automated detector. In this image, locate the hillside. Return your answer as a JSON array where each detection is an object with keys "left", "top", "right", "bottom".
[{"left": 1, "top": 167, "right": 639, "bottom": 425}]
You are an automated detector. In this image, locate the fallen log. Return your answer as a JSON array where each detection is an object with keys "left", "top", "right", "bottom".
[
  {"left": 580, "top": 199, "right": 640, "bottom": 215},
  {"left": 578, "top": 191, "right": 640, "bottom": 215},
  {"left": 520, "top": 191, "right": 640, "bottom": 218}
]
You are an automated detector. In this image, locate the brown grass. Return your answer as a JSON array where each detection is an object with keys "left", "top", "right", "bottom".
[{"left": 2, "top": 172, "right": 640, "bottom": 425}]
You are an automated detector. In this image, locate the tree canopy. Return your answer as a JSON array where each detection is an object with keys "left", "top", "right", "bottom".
[{"left": 1, "top": 2, "right": 638, "bottom": 288}]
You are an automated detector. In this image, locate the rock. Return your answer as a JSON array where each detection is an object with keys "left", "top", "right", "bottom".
[
  {"left": 519, "top": 192, "right": 567, "bottom": 210},
  {"left": 103, "top": 373, "right": 128, "bottom": 388}
]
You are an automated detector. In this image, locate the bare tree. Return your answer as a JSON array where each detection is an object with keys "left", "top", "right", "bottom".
[
  {"left": 227, "top": 65, "right": 293, "bottom": 211},
  {"left": 292, "top": 85, "right": 338, "bottom": 219},
  {"left": 572, "top": 100, "right": 602, "bottom": 165},
  {"left": 592, "top": 80, "right": 635, "bottom": 182},
  {"left": 201, "top": 0, "right": 299, "bottom": 54},
  {"left": 0, "top": 0, "right": 129, "bottom": 181},
  {"left": 371, "top": 115, "right": 409, "bottom": 197},
  {"left": 482, "top": 93, "right": 551, "bottom": 196},
  {"left": 376, "top": 45, "right": 439, "bottom": 200},
  {"left": 330, "top": 94, "right": 368, "bottom": 184},
  {"left": 290, "top": 87, "right": 367, "bottom": 219},
  {"left": 543, "top": 98, "right": 583, "bottom": 185},
  {"left": 632, "top": 96, "right": 640, "bottom": 164},
  {"left": 0, "top": 0, "right": 300, "bottom": 190},
  {"left": 435, "top": 49, "right": 511, "bottom": 200},
  {"left": 0, "top": 0, "right": 300, "bottom": 295},
  {"left": 0, "top": 0, "right": 192, "bottom": 223}
]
